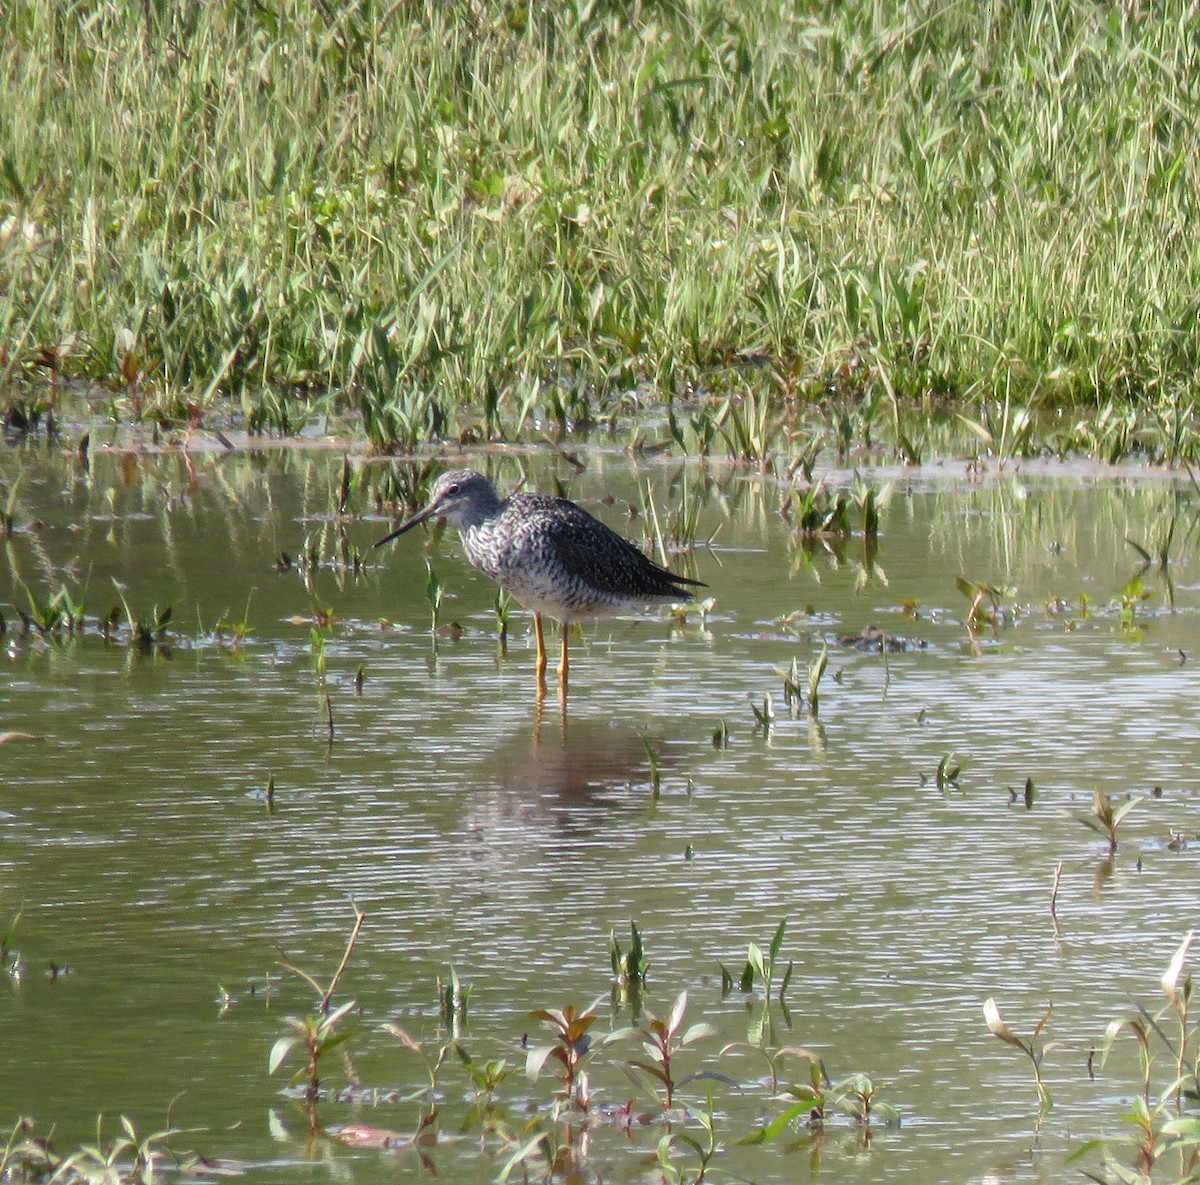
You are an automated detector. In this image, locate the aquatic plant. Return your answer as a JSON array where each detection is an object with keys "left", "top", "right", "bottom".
[
  {"left": 0, "top": 1103, "right": 217, "bottom": 1185},
  {"left": 1076, "top": 789, "right": 1143, "bottom": 855},
  {"left": 385, "top": 1019, "right": 456, "bottom": 1105},
  {"left": 935, "top": 752, "right": 963, "bottom": 794},
  {"left": 851, "top": 476, "right": 891, "bottom": 542},
  {"left": 1072, "top": 933, "right": 1200, "bottom": 1182},
  {"left": 611, "top": 991, "right": 716, "bottom": 1111},
  {"left": 437, "top": 966, "right": 470, "bottom": 1035},
  {"left": 455, "top": 1045, "right": 511, "bottom": 1112},
  {"left": 784, "top": 479, "right": 852, "bottom": 538},
  {"left": 741, "top": 1053, "right": 899, "bottom": 1146},
  {"left": 1118, "top": 573, "right": 1151, "bottom": 633},
  {"left": 643, "top": 739, "right": 662, "bottom": 801},
  {"left": 956, "top": 577, "right": 1014, "bottom": 630},
  {"left": 717, "top": 389, "right": 777, "bottom": 471},
  {"left": 610, "top": 921, "right": 648, "bottom": 1000},
  {"left": 2, "top": 907, "right": 21, "bottom": 980},
  {"left": 525, "top": 1000, "right": 603, "bottom": 1111},
  {"left": 807, "top": 644, "right": 829, "bottom": 720},
  {"left": 654, "top": 1089, "right": 718, "bottom": 1185},
  {"left": 270, "top": 1000, "right": 357, "bottom": 1105},
  {"left": 1, "top": 475, "right": 22, "bottom": 537},
  {"left": 494, "top": 588, "right": 511, "bottom": 650},
  {"left": 721, "top": 919, "right": 792, "bottom": 1006},
  {"left": 271, "top": 901, "right": 365, "bottom": 1105},
  {"left": 424, "top": 561, "right": 444, "bottom": 636},
  {"left": 957, "top": 381, "right": 1039, "bottom": 465},
  {"left": 749, "top": 693, "right": 775, "bottom": 737},
  {"left": 983, "top": 997, "right": 1056, "bottom": 1112},
  {"left": 213, "top": 593, "right": 255, "bottom": 647}
]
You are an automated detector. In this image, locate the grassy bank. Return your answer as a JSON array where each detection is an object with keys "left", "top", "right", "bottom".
[{"left": 3, "top": 0, "right": 1200, "bottom": 453}]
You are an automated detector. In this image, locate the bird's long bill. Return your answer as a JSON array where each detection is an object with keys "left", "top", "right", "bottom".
[{"left": 373, "top": 502, "right": 440, "bottom": 548}]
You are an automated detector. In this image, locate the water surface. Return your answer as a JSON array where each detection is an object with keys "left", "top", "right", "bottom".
[{"left": 2, "top": 442, "right": 1198, "bottom": 1183}]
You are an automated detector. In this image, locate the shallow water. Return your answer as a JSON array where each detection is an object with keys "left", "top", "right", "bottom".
[{"left": 2, "top": 441, "right": 1199, "bottom": 1183}]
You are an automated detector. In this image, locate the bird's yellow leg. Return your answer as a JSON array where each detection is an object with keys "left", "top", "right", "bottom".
[
  {"left": 534, "top": 613, "right": 548, "bottom": 685},
  {"left": 558, "top": 622, "right": 569, "bottom": 689}
]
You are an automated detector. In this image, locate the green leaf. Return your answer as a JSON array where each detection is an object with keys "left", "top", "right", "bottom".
[
  {"left": 524, "top": 1044, "right": 557, "bottom": 1079},
  {"left": 1, "top": 907, "right": 20, "bottom": 950},
  {"left": 322, "top": 999, "right": 357, "bottom": 1029},
  {"left": 769, "top": 919, "right": 788, "bottom": 965},
  {"left": 680, "top": 1022, "right": 717, "bottom": 1045},
  {"left": 779, "top": 960, "right": 794, "bottom": 1001},
  {"left": 269, "top": 1036, "right": 298, "bottom": 1074},
  {"left": 667, "top": 990, "right": 688, "bottom": 1036},
  {"left": 747, "top": 942, "right": 765, "bottom": 982},
  {"left": 628, "top": 1059, "right": 669, "bottom": 1085},
  {"left": 1111, "top": 796, "right": 1143, "bottom": 827},
  {"left": 316, "top": 1029, "right": 355, "bottom": 1057},
  {"left": 1074, "top": 812, "right": 1111, "bottom": 836},
  {"left": 497, "top": 1134, "right": 549, "bottom": 1183},
  {"left": 737, "top": 1101, "right": 812, "bottom": 1144}
]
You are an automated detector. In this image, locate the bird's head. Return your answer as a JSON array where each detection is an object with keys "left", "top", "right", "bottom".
[{"left": 374, "top": 469, "right": 499, "bottom": 546}]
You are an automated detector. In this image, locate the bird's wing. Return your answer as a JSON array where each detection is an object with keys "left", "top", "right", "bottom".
[{"left": 538, "top": 499, "right": 703, "bottom": 598}]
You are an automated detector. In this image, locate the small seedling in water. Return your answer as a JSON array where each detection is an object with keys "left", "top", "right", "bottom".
[
  {"left": 215, "top": 593, "right": 255, "bottom": 647},
  {"left": 807, "top": 644, "right": 828, "bottom": 719},
  {"left": 983, "top": 998, "right": 1056, "bottom": 1112},
  {"left": 1007, "top": 777, "right": 1036, "bottom": 809},
  {"left": 494, "top": 588, "right": 511, "bottom": 650},
  {"left": 612, "top": 991, "right": 717, "bottom": 1110},
  {"left": 1073, "top": 933, "right": 1197, "bottom": 1178},
  {"left": 643, "top": 739, "right": 662, "bottom": 800},
  {"left": 749, "top": 693, "right": 774, "bottom": 736},
  {"left": 455, "top": 1045, "right": 511, "bottom": 1110},
  {"left": 309, "top": 627, "right": 327, "bottom": 674},
  {"left": 712, "top": 719, "right": 729, "bottom": 749},
  {"left": 438, "top": 966, "right": 470, "bottom": 1034},
  {"left": 112, "top": 582, "right": 171, "bottom": 651},
  {"left": 526, "top": 999, "right": 604, "bottom": 1110},
  {"left": 425, "top": 561, "right": 443, "bottom": 635},
  {"left": 827, "top": 1071, "right": 900, "bottom": 1128},
  {"left": 1076, "top": 789, "right": 1142, "bottom": 854},
  {"left": 851, "top": 475, "right": 891, "bottom": 541},
  {"left": 935, "top": 752, "right": 962, "bottom": 793},
  {"left": 721, "top": 919, "right": 792, "bottom": 1005},
  {"left": 655, "top": 1087, "right": 719, "bottom": 1182},
  {"left": 1118, "top": 573, "right": 1150, "bottom": 632},
  {"left": 611, "top": 921, "right": 648, "bottom": 995},
  {"left": 740, "top": 1053, "right": 898, "bottom": 1139},
  {"left": 46, "top": 1116, "right": 186, "bottom": 1184},
  {"left": 956, "top": 576, "right": 1013, "bottom": 629},
  {"left": 779, "top": 656, "right": 803, "bottom": 715},
  {"left": 270, "top": 999, "right": 357, "bottom": 1104},
  {"left": 271, "top": 901, "right": 365, "bottom": 1110}
]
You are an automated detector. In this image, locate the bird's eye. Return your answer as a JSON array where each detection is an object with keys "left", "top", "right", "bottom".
[{"left": 444, "top": 483, "right": 460, "bottom": 496}]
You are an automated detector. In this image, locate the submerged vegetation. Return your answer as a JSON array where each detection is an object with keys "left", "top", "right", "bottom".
[{"left": 4, "top": 1, "right": 1200, "bottom": 459}]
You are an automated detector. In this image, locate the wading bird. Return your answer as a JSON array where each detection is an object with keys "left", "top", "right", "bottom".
[{"left": 375, "top": 469, "right": 705, "bottom": 692}]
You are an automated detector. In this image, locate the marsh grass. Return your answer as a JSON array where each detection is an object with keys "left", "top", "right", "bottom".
[{"left": 5, "top": 2, "right": 1200, "bottom": 452}]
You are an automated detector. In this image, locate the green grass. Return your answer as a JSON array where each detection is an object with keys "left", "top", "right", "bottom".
[{"left": 3, "top": 1, "right": 1200, "bottom": 452}]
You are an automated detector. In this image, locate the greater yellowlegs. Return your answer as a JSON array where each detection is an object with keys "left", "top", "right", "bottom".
[{"left": 375, "top": 469, "right": 705, "bottom": 689}]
